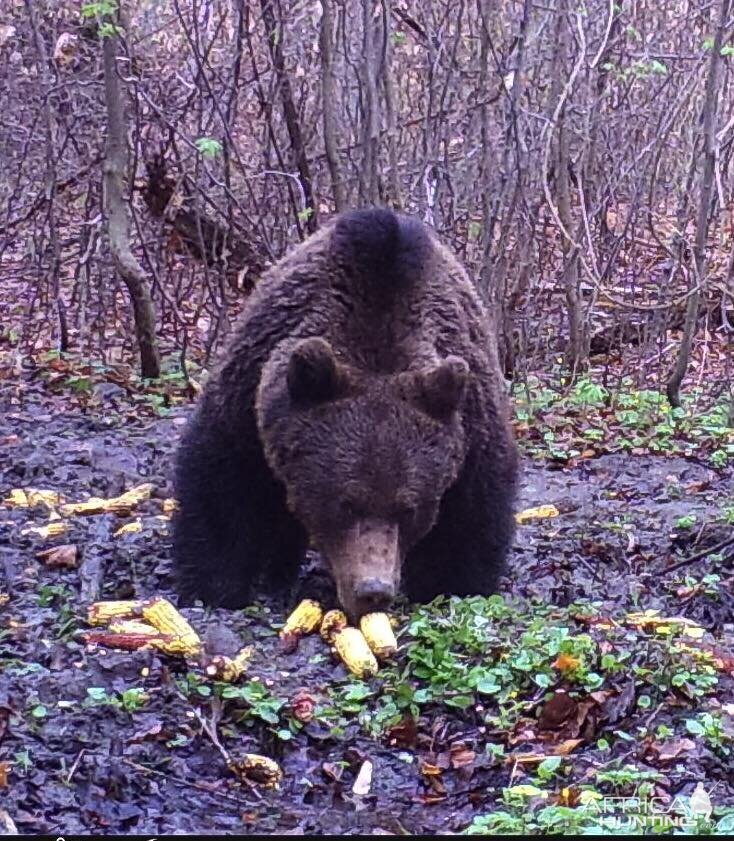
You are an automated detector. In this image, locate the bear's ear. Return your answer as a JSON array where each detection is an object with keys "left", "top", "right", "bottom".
[
  {"left": 287, "top": 337, "right": 343, "bottom": 404},
  {"left": 411, "top": 356, "right": 469, "bottom": 420}
]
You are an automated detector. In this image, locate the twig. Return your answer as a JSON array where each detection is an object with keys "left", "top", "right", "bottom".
[
  {"left": 65, "top": 748, "right": 86, "bottom": 784},
  {"left": 663, "top": 534, "right": 734, "bottom": 575},
  {"left": 121, "top": 758, "right": 250, "bottom": 805}
]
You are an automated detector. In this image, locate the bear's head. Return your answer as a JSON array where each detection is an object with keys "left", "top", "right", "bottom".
[{"left": 257, "top": 337, "right": 469, "bottom": 620}]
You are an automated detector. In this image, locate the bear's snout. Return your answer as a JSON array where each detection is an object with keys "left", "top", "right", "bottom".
[
  {"left": 353, "top": 577, "right": 395, "bottom": 616},
  {"left": 325, "top": 519, "right": 401, "bottom": 621}
]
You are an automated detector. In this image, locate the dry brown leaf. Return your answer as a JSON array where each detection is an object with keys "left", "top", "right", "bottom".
[{"left": 36, "top": 544, "right": 78, "bottom": 568}]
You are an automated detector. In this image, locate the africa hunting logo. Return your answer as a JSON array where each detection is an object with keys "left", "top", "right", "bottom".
[{"left": 578, "top": 782, "right": 716, "bottom": 831}]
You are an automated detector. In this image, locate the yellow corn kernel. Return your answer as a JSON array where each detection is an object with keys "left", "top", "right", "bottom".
[
  {"left": 320, "top": 609, "right": 348, "bottom": 643},
  {"left": 333, "top": 627, "right": 379, "bottom": 678},
  {"left": 228, "top": 754, "right": 283, "bottom": 789},
  {"left": 87, "top": 599, "right": 143, "bottom": 626},
  {"left": 360, "top": 612, "right": 397, "bottom": 660},
  {"left": 280, "top": 599, "right": 324, "bottom": 639},
  {"left": 141, "top": 597, "right": 201, "bottom": 653}
]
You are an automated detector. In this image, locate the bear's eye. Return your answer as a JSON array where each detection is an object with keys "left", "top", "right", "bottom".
[
  {"left": 390, "top": 503, "right": 415, "bottom": 521},
  {"left": 340, "top": 499, "right": 364, "bottom": 519}
]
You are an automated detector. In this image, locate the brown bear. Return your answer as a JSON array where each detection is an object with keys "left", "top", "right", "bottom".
[{"left": 173, "top": 208, "right": 518, "bottom": 620}]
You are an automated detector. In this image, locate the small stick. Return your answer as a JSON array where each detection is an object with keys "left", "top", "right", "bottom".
[
  {"left": 65, "top": 748, "right": 86, "bottom": 784},
  {"left": 121, "top": 758, "right": 249, "bottom": 805},
  {"left": 663, "top": 534, "right": 734, "bottom": 575}
]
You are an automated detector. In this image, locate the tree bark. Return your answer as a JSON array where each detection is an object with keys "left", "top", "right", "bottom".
[
  {"left": 553, "top": 0, "right": 585, "bottom": 375},
  {"left": 24, "top": 0, "right": 68, "bottom": 351},
  {"left": 260, "top": 0, "right": 318, "bottom": 233},
  {"left": 102, "top": 20, "right": 161, "bottom": 379},
  {"left": 361, "top": 0, "right": 381, "bottom": 205},
  {"left": 380, "top": 0, "right": 403, "bottom": 209},
  {"left": 319, "top": 0, "right": 347, "bottom": 212},
  {"left": 666, "top": 0, "right": 730, "bottom": 407}
]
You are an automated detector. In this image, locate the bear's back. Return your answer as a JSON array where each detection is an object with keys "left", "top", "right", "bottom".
[{"left": 248, "top": 208, "right": 492, "bottom": 377}]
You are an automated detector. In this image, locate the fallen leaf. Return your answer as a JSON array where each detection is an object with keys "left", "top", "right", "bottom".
[
  {"left": 654, "top": 738, "right": 696, "bottom": 761},
  {"left": 0, "top": 809, "right": 17, "bottom": 835},
  {"left": 352, "top": 759, "right": 373, "bottom": 796},
  {"left": 538, "top": 692, "right": 577, "bottom": 731},
  {"left": 321, "top": 761, "right": 343, "bottom": 782},
  {"left": 601, "top": 680, "right": 637, "bottom": 725},
  {"left": 554, "top": 738, "right": 583, "bottom": 755},
  {"left": 36, "top": 544, "right": 78, "bottom": 568},
  {"left": 420, "top": 761, "right": 443, "bottom": 777},
  {"left": 386, "top": 715, "right": 417, "bottom": 748},
  {"left": 290, "top": 690, "right": 316, "bottom": 723}
]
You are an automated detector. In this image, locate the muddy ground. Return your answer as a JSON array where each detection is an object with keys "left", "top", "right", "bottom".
[{"left": 1, "top": 377, "right": 733, "bottom": 835}]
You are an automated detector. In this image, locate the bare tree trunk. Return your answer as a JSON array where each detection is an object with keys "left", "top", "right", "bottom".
[
  {"left": 260, "top": 0, "right": 318, "bottom": 233},
  {"left": 24, "top": 0, "right": 68, "bottom": 351},
  {"left": 361, "top": 0, "right": 381, "bottom": 205},
  {"left": 102, "top": 21, "right": 161, "bottom": 379},
  {"left": 380, "top": 0, "right": 403, "bottom": 209},
  {"left": 553, "top": 0, "right": 585, "bottom": 375},
  {"left": 666, "top": 0, "right": 730, "bottom": 407},
  {"left": 319, "top": 0, "right": 347, "bottom": 212}
]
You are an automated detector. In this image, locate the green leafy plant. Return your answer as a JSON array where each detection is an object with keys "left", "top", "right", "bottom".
[{"left": 195, "top": 137, "right": 222, "bottom": 158}]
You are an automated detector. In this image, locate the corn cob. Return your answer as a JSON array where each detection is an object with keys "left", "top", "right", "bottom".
[
  {"left": 360, "top": 612, "right": 398, "bottom": 660},
  {"left": 87, "top": 599, "right": 142, "bottom": 626},
  {"left": 203, "top": 644, "right": 254, "bottom": 683},
  {"left": 60, "top": 497, "right": 108, "bottom": 517},
  {"left": 84, "top": 626, "right": 200, "bottom": 657},
  {"left": 333, "top": 627, "right": 379, "bottom": 678},
  {"left": 515, "top": 504, "right": 560, "bottom": 524},
  {"left": 4, "top": 488, "right": 61, "bottom": 509},
  {"left": 3, "top": 489, "right": 29, "bottom": 507},
  {"left": 280, "top": 599, "right": 323, "bottom": 640},
  {"left": 141, "top": 597, "right": 201, "bottom": 654},
  {"left": 83, "top": 629, "right": 171, "bottom": 652},
  {"left": 28, "top": 489, "right": 61, "bottom": 508},
  {"left": 106, "top": 486, "right": 152, "bottom": 516},
  {"left": 149, "top": 634, "right": 202, "bottom": 657},
  {"left": 21, "top": 521, "right": 69, "bottom": 539},
  {"left": 108, "top": 619, "right": 160, "bottom": 635},
  {"left": 320, "top": 609, "right": 348, "bottom": 643},
  {"left": 114, "top": 520, "right": 142, "bottom": 537},
  {"left": 61, "top": 484, "right": 155, "bottom": 517},
  {"left": 228, "top": 754, "right": 283, "bottom": 789},
  {"left": 161, "top": 498, "right": 179, "bottom": 515}
]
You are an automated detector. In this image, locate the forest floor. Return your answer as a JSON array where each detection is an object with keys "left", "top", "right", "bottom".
[{"left": 1, "top": 352, "right": 733, "bottom": 835}]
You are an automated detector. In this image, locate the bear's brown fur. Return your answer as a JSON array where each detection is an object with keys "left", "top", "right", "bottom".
[{"left": 173, "top": 208, "right": 518, "bottom": 619}]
